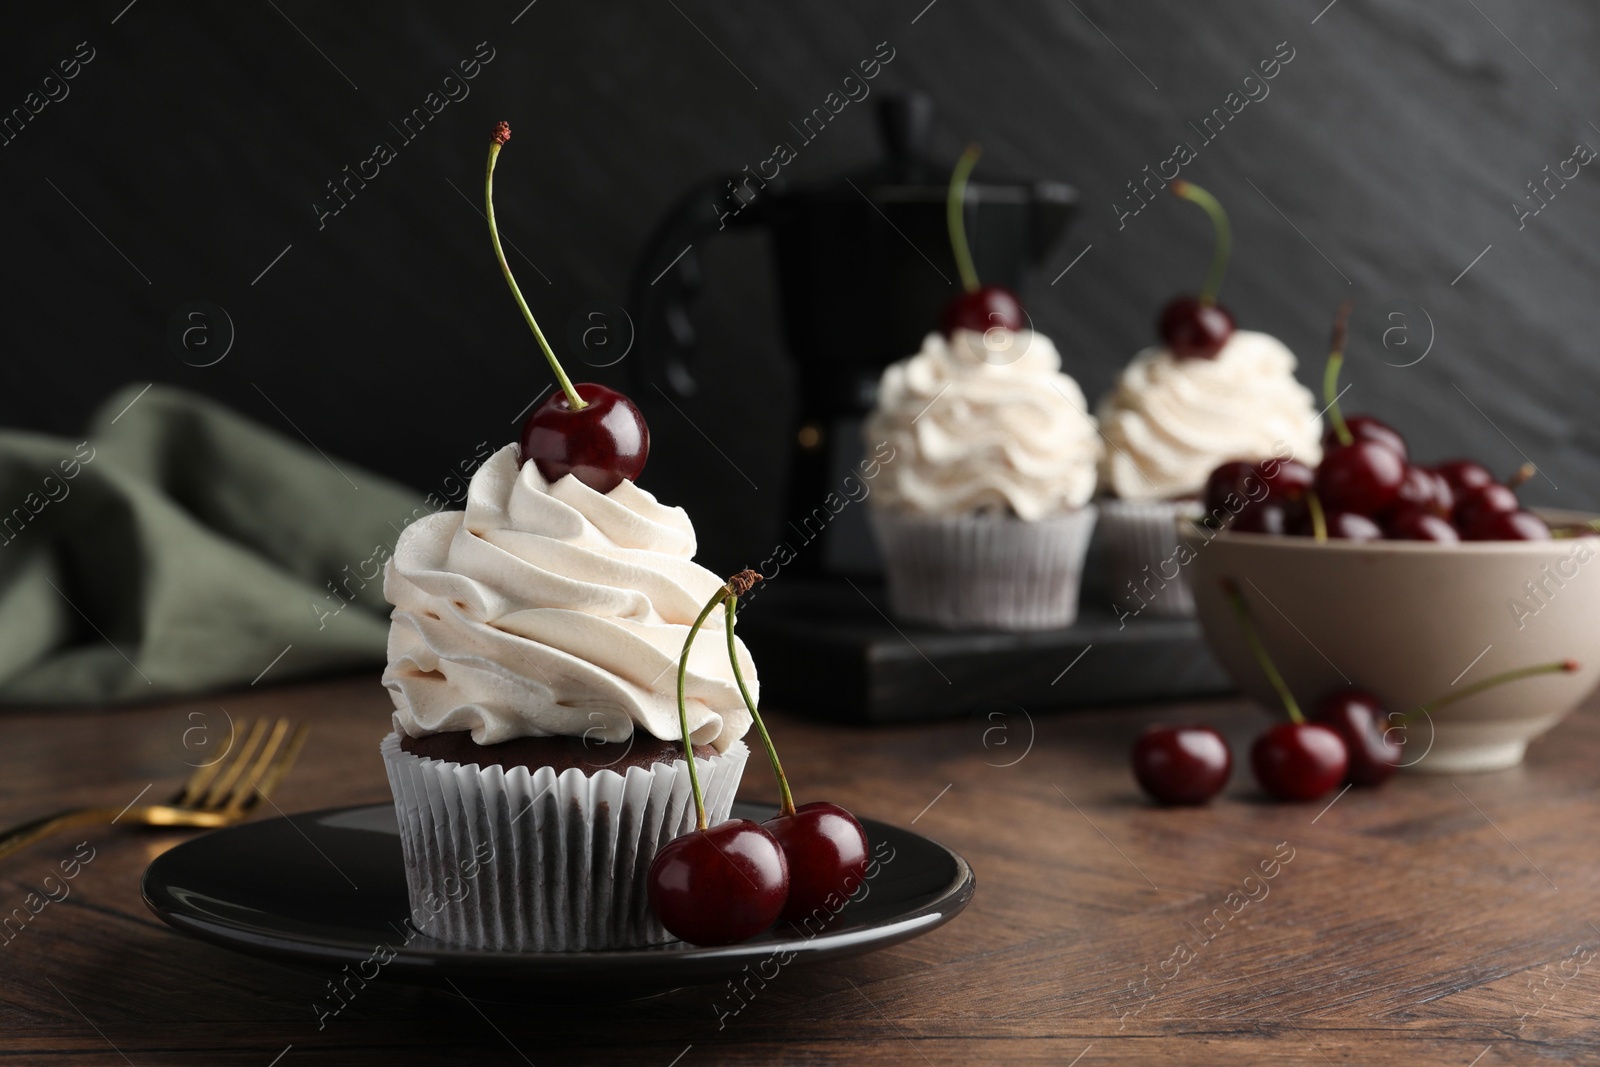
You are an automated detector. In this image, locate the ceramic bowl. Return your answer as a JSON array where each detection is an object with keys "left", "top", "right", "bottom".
[{"left": 1180, "top": 513, "right": 1600, "bottom": 772}]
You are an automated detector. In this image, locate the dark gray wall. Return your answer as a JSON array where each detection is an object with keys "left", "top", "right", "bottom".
[{"left": 3, "top": 1, "right": 1598, "bottom": 573}]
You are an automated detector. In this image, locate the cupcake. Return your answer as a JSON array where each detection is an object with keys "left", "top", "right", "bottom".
[
  {"left": 1095, "top": 180, "right": 1323, "bottom": 620},
  {"left": 1095, "top": 330, "right": 1322, "bottom": 618},
  {"left": 863, "top": 326, "right": 1103, "bottom": 630},
  {"left": 379, "top": 443, "right": 754, "bottom": 951}
]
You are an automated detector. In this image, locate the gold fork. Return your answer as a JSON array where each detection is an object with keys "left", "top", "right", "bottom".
[{"left": 0, "top": 717, "right": 309, "bottom": 862}]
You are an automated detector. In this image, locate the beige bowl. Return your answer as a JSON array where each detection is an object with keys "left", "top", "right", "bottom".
[{"left": 1181, "top": 513, "right": 1600, "bottom": 773}]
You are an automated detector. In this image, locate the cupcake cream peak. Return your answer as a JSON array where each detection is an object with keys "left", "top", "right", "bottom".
[
  {"left": 382, "top": 444, "right": 755, "bottom": 751},
  {"left": 1096, "top": 330, "right": 1323, "bottom": 502},
  {"left": 863, "top": 328, "right": 1103, "bottom": 520}
]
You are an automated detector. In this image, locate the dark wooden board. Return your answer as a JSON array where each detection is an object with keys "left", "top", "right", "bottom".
[{"left": 738, "top": 578, "right": 1232, "bottom": 723}]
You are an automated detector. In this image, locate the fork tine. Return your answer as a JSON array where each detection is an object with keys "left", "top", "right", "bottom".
[
  {"left": 202, "top": 718, "right": 269, "bottom": 809},
  {"left": 222, "top": 718, "right": 289, "bottom": 814},
  {"left": 227, "top": 720, "right": 309, "bottom": 815},
  {"left": 173, "top": 718, "right": 247, "bottom": 807}
]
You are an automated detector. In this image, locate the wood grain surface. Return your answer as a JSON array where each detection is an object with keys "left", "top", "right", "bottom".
[{"left": 2, "top": 674, "right": 1597, "bottom": 1064}]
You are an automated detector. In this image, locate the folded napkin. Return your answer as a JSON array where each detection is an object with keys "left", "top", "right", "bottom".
[{"left": 0, "top": 384, "right": 427, "bottom": 704}]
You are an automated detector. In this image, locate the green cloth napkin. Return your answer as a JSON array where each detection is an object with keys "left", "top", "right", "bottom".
[{"left": 0, "top": 384, "right": 429, "bottom": 704}]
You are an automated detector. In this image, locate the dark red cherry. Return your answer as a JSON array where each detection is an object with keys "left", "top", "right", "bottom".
[
  {"left": 1323, "top": 415, "right": 1408, "bottom": 460},
  {"left": 1233, "top": 500, "right": 1294, "bottom": 535},
  {"left": 1131, "top": 724, "right": 1232, "bottom": 805},
  {"left": 1315, "top": 441, "right": 1406, "bottom": 515},
  {"left": 1386, "top": 507, "right": 1460, "bottom": 543},
  {"left": 1203, "top": 460, "right": 1258, "bottom": 516},
  {"left": 520, "top": 382, "right": 649, "bottom": 493},
  {"left": 1250, "top": 722, "right": 1348, "bottom": 802},
  {"left": 1461, "top": 509, "right": 1552, "bottom": 542},
  {"left": 1392, "top": 465, "right": 1452, "bottom": 518},
  {"left": 1158, "top": 296, "right": 1235, "bottom": 359},
  {"left": 1324, "top": 511, "right": 1385, "bottom": 541},
  {"left": 1433, "top": 459, "right": 1496, "bottom": 497},
  {"left": 1255, "top": 457, "right": 1314, "bottom": 500},
  {"left": 940, "top": 285, "right": 1026, "bottom": 336},
  {"left": 1311, "top": 689, "right": 1400, "bottom": 787},
  {"left": 647, "top": 819, "right": 789, "bottom": 945},
  {"left": 764, "top": 802, "right": 870, "bottom": 924},
  {"left": 1453, "top": 483, "right": 1520, "bottom": 530}
]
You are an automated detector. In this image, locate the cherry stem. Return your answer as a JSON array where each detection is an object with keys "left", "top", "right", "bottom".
[
  {"left": 724, "top": 592, "right": 795, "bottom": 817},
  {"left": 676, "top": 584, "right": 730, "bottom": 832},
  {"left": 1506, "top": 462, "right": 1536, "bottom": 491},
  {"left": 1306, "top": 490, "right": 1328, "bottom": 543},
  {"left": 1222, "top": 580, "right": 1305, "bottom": 724},
  {"left": 1323, "top": 300, "right": 1354, "bottom": 446},
  {"left": 1396, "top": 659, "right": 1578, "bottom": 726},
  {"left": 1171, "top": 180, "right": 1231, "bottom": 305},
  {"left": 947, "top": 143, "right": 983, "bottom": 294},
  {"left": 485, "top": 124, "right": 585, "bottom": 411}
]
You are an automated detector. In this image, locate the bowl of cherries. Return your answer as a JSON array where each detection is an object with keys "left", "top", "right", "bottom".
[{"left": 1173, "top": 303, "right": 1600, "bottom": 775}]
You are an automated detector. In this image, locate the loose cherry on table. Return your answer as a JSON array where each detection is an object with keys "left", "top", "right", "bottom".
[
  {"left": 940, "top": 144, "right": 1028, "bottom": 338},
  {"left": 486, "top": 121, "right": 650, "bottom": 493},
  {"left": 1159, "top": 180, "right": 1236, "bottom": 359},
  {"left": 1311, "top": 689, "right": 1400, "bottom": 787},
  {"left": 1131, "top": 724, "right": 1232, "bottom": 805}
]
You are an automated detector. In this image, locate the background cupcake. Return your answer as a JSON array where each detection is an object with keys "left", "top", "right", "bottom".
[
  {"left": 1095, "top": 330, "right": 1322, "bottom": 618},
  {"left": 380, "top": 443, "right": 752, "bottom": 951},
  {"left": 863, "top": 326, "right": 1102, "bottom": 631}
]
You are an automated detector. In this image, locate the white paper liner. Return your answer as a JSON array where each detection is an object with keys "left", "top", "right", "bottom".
[
  {"left": 380, "top": 733, "right": 748, "bottom": 951},
  {"left": 1098, "top": 499, "right": 1203, "bottom": 619},
  {"left": 869, "top": 507, "right": 1097, "bottom": 631}
]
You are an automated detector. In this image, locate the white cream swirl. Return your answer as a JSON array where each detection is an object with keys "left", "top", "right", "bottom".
[
  {"left": 863, "top": 329, "right": 1102, "bottom": 520},
  {"left": 1096, "top": 330, "right": 1324, "bottom": 501},
  {"left": 382, "top": 445, "right": 754, "bottom": 752}
]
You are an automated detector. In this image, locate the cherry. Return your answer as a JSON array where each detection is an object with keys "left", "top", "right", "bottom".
[
  {"left": 1434, "top": 459, "right": 1495, "bottom": 497},
  {"left": 1159, "top": 297, "right": 1235, "bottom": 360},
  {"left": 1392, "top": 464, "right": 1452, "bottom": 518},
  {"left": 1131, "top": 724, "right": 1232, "bottom": 805},
  {"left": 1203, "top": 460, "right": 1258, "bottom": 516},
  {"left": 488, "top": 122, "right": 652, "bottom": 494},
  {"left": 1453, "top": 483, "right": 1520, "bottom": 529},
  {"left": 1315, "top": 440, "right": 1406, "bottom": 515},
  {"left": 1251, "top": 723, "right": 1348, "bottom": 802},
  {"left": 520, "top": 382, "right": 649, "bottom": 493},
  {"left": 1461, "top": 509, "right": 1552, "bottom": 541},
  {"left": 1386, "top": 507, "right": 1459, "bottom": 543},
  {"left": 940, "top": 285, "right": 1026, "bottom": 337},
  {"left": 648, "top": 819, "right": 789, "bottom": 945},
  {"left": 1323, "top": 415, "right": 1408, "bottom": 461},
  {"left": 1328, "top": 511, "right": 1383, "bottom": 541},
  {"left": 764, "top": 802, "right": 871, "bottom": 923},
  {"left": 1311, "top": 689, "right": 1400, "bottom": 787},
  {"left": 1256, "top": 457, "right": 1314, "bottom": 499},
  {"left": 1233, "top": 499, "right": 1296, "bottom": 535}
]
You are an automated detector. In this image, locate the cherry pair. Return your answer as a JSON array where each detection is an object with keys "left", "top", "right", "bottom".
[{"left": 648, "top": 571, "right": 871, "bottom": 946}]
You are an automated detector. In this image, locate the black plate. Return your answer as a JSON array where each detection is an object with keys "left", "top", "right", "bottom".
[{"left": 142, "top": 802, "right": 974, "bottom": 999}]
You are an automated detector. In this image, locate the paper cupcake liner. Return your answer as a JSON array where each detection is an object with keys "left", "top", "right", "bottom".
[
  {"left": 380, "top": 733, "right": 748, "bottom": 952},
  {"left": 1098, "top": 499, "right": 1204, "bottom": 619},
  {"left": 869, "top": 507, "right": 1097, "bottom": 631}
]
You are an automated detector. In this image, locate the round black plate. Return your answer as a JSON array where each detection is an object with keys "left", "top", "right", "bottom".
[{"left": 142, "top": 802, "right": 974, "bottom": 998}]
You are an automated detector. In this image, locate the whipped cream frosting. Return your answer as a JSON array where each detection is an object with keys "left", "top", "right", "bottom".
[
  {"left": 1096, "top": 330, "right": 1323, "bottom": 502},
  {"left": 382, "top": 445, "right": 754, "bottom": 752},
  {"left": 863, "top": 329, "right": 1102, "bottom": 520}
]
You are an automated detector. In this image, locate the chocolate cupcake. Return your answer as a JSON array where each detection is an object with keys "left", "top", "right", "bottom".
[{"left": 380, "top": 444, "right": 752, "bottom": 951}]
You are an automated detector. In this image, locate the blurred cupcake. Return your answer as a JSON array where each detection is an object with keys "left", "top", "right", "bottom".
[
  {"left": 1095, "top": 330, "right": 1322, "bottom": 618},
  {"left": 380, "top": 444, "right": 751, "bottom": 951},
  {"left": 863, "top": 326, "right": 1102, "bottom": 631}
]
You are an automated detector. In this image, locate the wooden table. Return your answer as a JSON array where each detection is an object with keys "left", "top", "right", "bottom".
[{"left": 3, "top": 674, "right": 1598, "bottom": 1065}]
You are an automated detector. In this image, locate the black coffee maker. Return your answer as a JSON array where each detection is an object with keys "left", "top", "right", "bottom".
[{"left": 627, "top": 93, "right": 1077, "bottom": 574}]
